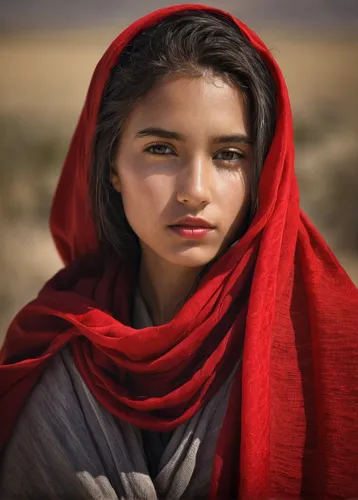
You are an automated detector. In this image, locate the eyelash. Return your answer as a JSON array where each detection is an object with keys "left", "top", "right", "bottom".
[
  {"left": 145, "top": 144, "right": 175, "bottom": 156},
  {"left": 144, "top": 143, "right": 245, "bottom": 163}
]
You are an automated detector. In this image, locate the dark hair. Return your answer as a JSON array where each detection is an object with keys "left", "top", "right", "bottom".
[{"left": 90, "top": 10, "right": 276, "bottom": 261}]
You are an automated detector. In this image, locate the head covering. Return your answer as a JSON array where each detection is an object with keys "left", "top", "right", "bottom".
[{"left": 1, "top": 4, "right": 358, "bottom": 499}]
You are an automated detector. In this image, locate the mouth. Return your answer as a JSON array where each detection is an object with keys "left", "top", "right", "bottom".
[{"left": 168, "top": 217, "right": 216, "bottom": 239}]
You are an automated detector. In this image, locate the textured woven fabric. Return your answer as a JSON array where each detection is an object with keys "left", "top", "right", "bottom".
[
  {"left": 0, "top": 346, "right": 235, "bottom": 499},
  {"left": 1, "top": 4, "right": 358, "bottom": 499},
  {"left": 132, "top": 290, "right": 174, "bottom": 480}
]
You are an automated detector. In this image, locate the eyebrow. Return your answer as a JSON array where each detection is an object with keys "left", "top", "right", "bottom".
[
  {"left": 135, "top": 127, "right": 252, "bottom": 144},
  {"left": 213, "top": 134, "right": 252, "bottom": 145}
]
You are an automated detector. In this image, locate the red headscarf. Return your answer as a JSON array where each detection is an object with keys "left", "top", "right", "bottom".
[{"left": 1, "top": 4, "right": 358, "bottom": 499}]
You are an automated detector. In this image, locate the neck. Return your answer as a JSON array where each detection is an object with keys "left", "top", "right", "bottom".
[{"left": 138, "top": 251, "right": 202, "bottom": 326}]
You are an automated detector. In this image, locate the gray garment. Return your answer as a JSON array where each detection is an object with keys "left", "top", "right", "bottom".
[
  {"left": 132, "top": 289, "right": 174, "bottom": 479},
  {"left": 0, "top": 291, "right": 238, "bottom": 499},
  {"left": 0, "top": 347, "right": 236, "bottom": 499}
]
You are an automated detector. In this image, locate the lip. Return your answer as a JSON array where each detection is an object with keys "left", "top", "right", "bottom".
[
  {"left": 168, "top": 216, "right": 215, "bottom": 240},
  {"left": 169, "top": 216, "right": 215, "bottom": 228},
  {"left": 168, "top": 226, "right": 214, "bottom": 240}
]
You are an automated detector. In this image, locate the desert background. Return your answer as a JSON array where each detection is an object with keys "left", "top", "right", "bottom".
[{"left": 0, "top": 1, "right": 357, "bottom": 342}]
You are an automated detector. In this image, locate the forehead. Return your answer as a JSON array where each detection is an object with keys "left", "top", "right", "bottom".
[{"left": 123, "top": 74, "right": 250, "bottom": 137}]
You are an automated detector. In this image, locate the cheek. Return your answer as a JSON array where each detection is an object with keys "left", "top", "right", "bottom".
[
  {"left": 118, "top": 167, "right": 172, "bottom": 230},
  {"left": 215, "top": 169, "right": 251, "bottom": 226}
]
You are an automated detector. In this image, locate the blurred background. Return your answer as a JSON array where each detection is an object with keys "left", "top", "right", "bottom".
[{"left": 1, "top": 1, "right": 358, "bottom": 342}]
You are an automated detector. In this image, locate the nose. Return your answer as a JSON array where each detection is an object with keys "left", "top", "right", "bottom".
[{"left": 176, "top": 155, "right": 212, "bottom": 208}]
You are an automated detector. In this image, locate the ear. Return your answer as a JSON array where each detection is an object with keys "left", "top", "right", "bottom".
[{"left": 111, "top": 167, "right": 121, "bottom": 193}]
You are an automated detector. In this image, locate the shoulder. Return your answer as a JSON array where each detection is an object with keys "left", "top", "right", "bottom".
[
  {"left": 1, "top": 346, "right": 92, "bottom": 455},
  {"left": 0, "top": 347, "right": 110, "bottom": 497}
]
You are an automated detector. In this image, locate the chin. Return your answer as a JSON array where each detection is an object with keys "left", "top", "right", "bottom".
[{"left": 165, "top": 247, "right": 220, "bottom": 269}]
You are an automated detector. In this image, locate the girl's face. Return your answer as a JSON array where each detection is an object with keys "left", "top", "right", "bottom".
[{"left": 113, "top": 74, "right": 252, "bottom": 271}]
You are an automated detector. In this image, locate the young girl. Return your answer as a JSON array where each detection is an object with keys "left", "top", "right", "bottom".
[{"left": 1, "top": 4, "right": 357, "bottom": 499}]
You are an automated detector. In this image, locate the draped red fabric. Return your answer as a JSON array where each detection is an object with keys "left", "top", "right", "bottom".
[{"left": 1, "top": 4, "right": 358, "bottom": 499}]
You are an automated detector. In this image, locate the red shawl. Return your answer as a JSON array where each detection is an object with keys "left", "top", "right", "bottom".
[{"left": 1, "top": 4, "right": 358, "bottom": 499}]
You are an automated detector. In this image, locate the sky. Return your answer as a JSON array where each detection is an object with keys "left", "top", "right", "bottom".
[{"left": 1, "top": 0, "right": 358, "bottom": 31}]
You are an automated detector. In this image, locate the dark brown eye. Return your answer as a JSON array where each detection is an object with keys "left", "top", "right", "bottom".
[
  {"left": 215, "top": 150, "right": 244, "bottom": 161},
  {"left": 145, "top": 144, "right": 175, "bottom": 155}
]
